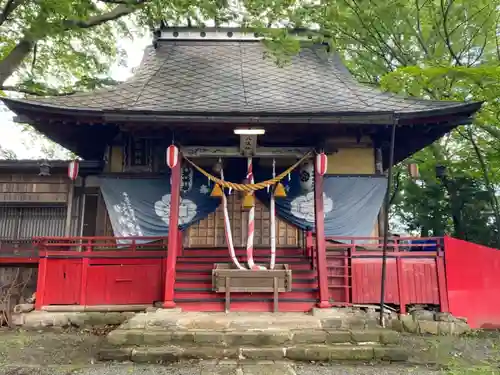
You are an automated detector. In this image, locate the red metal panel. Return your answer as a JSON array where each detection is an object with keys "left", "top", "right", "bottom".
[
  {"left": 85, "top": 261, "right": 162, "bottom": 305},
  {"left": 43, "top": 259, "right": 82, "bottom": 305},
  {"left": 445, "top": 236, "right": 500, "bottom": 329}
]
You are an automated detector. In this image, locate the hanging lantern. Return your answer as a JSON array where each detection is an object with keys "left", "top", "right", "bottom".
[
  {"left": 274, "top": 182, "right": 287, "bottom": 198},
  {"left": 166, "top": 145, "right": 179, "bottom": 169},
  {"left": 242, "top": 192, "right": 255, "bottom": 210},
  {"left": 408, "top": 163, "right": 419, "bottom": 179},
  {"left": 299, "top": 160, "right": 314, "bottom": 192},
  {"left": 68, "top": 160, "right": 79, "bottom": 181},
  {"left": 315, "top": 152, "right": 328, "bottom": 176},
  {"left": 210, "top": 184, "right": 223, "bottom": 198}
]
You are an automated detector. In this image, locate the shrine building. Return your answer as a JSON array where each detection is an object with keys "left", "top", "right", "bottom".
[{"left": 0, "top": 27, "right": 481, "bottom": 313}]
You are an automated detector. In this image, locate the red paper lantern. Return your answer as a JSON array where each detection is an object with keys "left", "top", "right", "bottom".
[
  {"left": 166, "top": 145, "right": 179, "bottom": 168},
  {"left": 315, "top": 152, "right": 328, "bottom": 176},
  {"left": 408, "top": 163, "right": 419, "bottom": 179},
  {"left": 68, "top": 160, "right": 79, "bottom": 181}
]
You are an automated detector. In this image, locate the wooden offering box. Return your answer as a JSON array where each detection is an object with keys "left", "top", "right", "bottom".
[{"left": 212, "top": 263, "right": 292, "bottom": 312}]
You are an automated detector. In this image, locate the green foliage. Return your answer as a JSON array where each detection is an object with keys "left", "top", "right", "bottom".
[
  {"left": 0, "top": 145, "right": 16, "bottom": 159},
  {"left": 324, "top": 0, "right": 500, "bottom": 247}
]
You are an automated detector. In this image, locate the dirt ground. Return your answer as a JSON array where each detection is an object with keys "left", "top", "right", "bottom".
[{"left": 0, "top": 328, "right": 499, "bottom": 375}]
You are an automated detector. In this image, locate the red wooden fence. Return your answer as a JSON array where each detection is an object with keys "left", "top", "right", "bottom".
[
  {"left": 444, "top": 236, "right": 500, "bottom": 329},
  {"left": 28, "top": 233, "right": 500, "bottom": 326},
  {"left": 325, "top": 236, "right": 447, "bottom": 313},
  {"left": 34, "top": 236, "right": 170, "bottom": 308}
]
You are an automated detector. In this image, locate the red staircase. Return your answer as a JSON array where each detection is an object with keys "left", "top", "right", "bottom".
[{"left": 174, "top": 247, "right": 319, "bottom": 312}]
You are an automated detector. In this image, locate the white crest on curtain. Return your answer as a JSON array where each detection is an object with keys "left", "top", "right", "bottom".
[
  {"left": 199, "top": 184, "right": 210, "bottom": 195},
  {"left": 290, "top": 192, "right": 333, "bottom": 223},
  {"left": 154, "top": 194, "right": 198, "bottom": 225},
  {"left": 112, "top": 192, "right": 144, "bottom": 236}
]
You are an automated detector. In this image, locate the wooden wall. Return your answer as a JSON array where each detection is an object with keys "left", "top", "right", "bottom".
[
  {"left": 327, "top": 148, "right": 375, "bottom": 174},
  {"left": 0, "top": 173, "right": 91, "bottom": 239},
  {"left": 0, "top": 175, "right": 70, "bottom": 204}
]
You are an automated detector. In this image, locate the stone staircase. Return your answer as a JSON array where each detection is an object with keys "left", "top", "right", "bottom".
[{"left": 99, "top": 309, "right": 408, "bottom": 363}]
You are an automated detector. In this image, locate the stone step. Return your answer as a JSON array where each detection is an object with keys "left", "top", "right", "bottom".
[
  {"left": 98, "top": 343, "right": 408, "bottom": 363},
  {"left": 107, "top": 328, "right": 400, "bottom": 347},
  {"left": 175, "top": 300, "right": 317, "bottom": 312}
]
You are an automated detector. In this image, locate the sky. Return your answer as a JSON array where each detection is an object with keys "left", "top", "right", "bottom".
[{"left": 0, "top": 34, "right": 151, "bottom": 159}]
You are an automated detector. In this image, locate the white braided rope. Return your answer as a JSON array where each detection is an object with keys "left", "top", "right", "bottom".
[
  {"left": 221, "top": 163, "right": 245, "bottom": 270},
  {"left": 270, "top": 159, "right": 277, "bottom": 270},
  {"left": 246, "top": 157, "right": 256, "bottom": 270}
]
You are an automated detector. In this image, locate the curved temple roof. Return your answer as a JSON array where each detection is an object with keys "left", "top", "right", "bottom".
[
  {"left": 0, "top": 29, "right": 482, "bottom": 163},
  {"left": 2, "top": 38, "right": 480, "bottom": 120}
]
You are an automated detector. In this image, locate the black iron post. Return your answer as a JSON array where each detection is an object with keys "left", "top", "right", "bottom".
[{"left": 379, "top": 115, "right": 398, "bottom": 326}]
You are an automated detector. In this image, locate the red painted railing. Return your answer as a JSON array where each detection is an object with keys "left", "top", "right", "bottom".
[
  {"left": 34, "top": 236, "right": 170, "bottom": 253},
  {"left": 324, "top": 236, "right": 447, "bottom": 313}
]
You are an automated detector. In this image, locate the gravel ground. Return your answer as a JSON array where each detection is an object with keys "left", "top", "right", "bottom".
[
  {"left": 0, "top": 329, "right": 498, "bottom": 375},
  {"left": 0, "top": 363, "right": 441, "bottom": 375}
]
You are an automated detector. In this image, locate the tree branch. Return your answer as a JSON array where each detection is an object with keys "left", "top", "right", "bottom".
[
  {"left": 0, "top": 1, "right": 145, "bottom": 86},
  {"left": 0, "top": 39, "right": 35, "bottom": 85},
  {"left": 98, "top": 0, "right": 141, "bottom": 3},
  {"left": 439, "top": 0, "right": 462, "bottom": 65},
  {"left": 389, "top": 171, "right": 402, "bottom": 206},
  {"left": 348, "top": 0, "right": 409, "bottom": 66},
  {"left": 62, "top": 1, "right": 146, "bottom": 29},
  {"left": 0, "top": 0, "right": 24, "bottom": 26}
]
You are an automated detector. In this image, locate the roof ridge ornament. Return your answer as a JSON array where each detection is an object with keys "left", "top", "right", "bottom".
[{"left": 157, "top": 27, "right": 262, "bottom": 41}]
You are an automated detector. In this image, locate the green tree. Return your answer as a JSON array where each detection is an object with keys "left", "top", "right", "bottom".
[
  {"left": 0, "top": 145, "right": 16, "bottom": 159},
  {"left": 313, "top": 0, "right": 500, "bottom": 246}
]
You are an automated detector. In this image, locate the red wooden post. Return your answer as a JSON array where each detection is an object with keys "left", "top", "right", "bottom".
[
  {"left": 79, "top": 239, "right": 92, "bottom": 305},
  {"left": 35, "top": 239, "right": 47, "bottom": 310},
  {"left": 343, "top": 247, "right": 350, "bottom": 304},
  {"left": 163, "top": 156, "right": 182, "bottom": 308},
  {"left": 436, "top": 237, "right": 449, "bottom": 312},
  {"left": 396, "top": 256, "right": 406, "bottom": 314},
  {"left": 314, "top": 167, "right": 331, "bottom": 308},
  {"left": 306, "top": 231, "right": 313, "bottom": 258}
]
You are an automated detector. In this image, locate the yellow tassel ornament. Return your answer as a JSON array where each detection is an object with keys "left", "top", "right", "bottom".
[
  {"left": 274, "top": 182, "right": 287, "bottom": 198},
  {"left": 210, "top": 184, "right": 223, "bottom": 198},
  {"left": 242, "top": 193, "right": 255, "bottom": 210}
]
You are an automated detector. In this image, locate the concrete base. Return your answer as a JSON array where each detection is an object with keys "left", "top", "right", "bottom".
[{"left": 100, "top": 310, "right": 407, "bottom": 363}]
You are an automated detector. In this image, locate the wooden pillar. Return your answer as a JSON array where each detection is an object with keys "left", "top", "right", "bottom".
[
  {"left": 64, "top": 181, "right": 75, "bottom": 236},
  {"left": 314, "top": 167, "right": 331, "bottom": 308},
  {"left": 163, "top": 156, "right": 182, "bottom": 308}
]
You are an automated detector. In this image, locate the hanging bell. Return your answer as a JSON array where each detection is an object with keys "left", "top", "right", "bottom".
[
  {"left": 210, "top": 184, "right": 223, "bottom": 198},
  {"left": 242, "top": 192, "right": 255, "bottom": 210},
  {"left": 274, "top": 182, "right": 287, "bottom": 198}
]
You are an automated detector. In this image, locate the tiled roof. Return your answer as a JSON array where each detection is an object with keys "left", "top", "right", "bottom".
[{"left": 1, "top": 41, "right": 478, "bottom": 116}]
